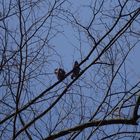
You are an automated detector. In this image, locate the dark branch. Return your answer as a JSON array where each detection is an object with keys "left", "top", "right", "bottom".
[
  {"left": 45, "top": 118, "right": 138, "bottom": 140},
  {"left": 133, "top": 95, "right": 140, "bottom": 120}
]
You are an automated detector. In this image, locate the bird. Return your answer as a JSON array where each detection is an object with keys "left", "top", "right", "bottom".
[
  {"left": 54, "top": 68, "right": 66, "bottom": 80},
  {"left": 71, "top": 61, "right": 80, "bottom": 79}
]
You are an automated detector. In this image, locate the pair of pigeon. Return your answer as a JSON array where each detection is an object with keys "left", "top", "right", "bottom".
[{"left": 54, "top": 61, "right": 80, "bottom": 80}]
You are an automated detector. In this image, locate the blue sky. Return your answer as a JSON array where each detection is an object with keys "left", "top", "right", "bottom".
[{"left": 0, "top": 0, "right": 140, "bottom": 139}]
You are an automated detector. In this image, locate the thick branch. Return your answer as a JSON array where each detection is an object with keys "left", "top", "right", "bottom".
[
  {"left": 133, "top": 95, "right": 140, "bottom": 120},
  {"left": 45, "top": 118, "right": 138, "bottom": 140}
]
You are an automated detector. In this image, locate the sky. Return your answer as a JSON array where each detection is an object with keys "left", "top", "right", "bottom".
[{"left": 0, "top": 0, "right": 140, "bottom": 139}]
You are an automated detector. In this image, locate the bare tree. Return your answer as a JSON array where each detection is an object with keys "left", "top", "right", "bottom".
[{"left": 0, "top": 0, "right": 140, "bottom": 140}]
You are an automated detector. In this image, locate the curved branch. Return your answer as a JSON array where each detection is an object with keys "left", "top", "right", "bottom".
[
  {"left": 133, "top": 95, "right": 140, "bottom": 120},
  {"left": 45, "top": 118, "right": 138, "bottom": 140}
]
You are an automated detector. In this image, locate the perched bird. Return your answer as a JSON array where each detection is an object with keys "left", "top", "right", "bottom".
[
  {"left": 71, "top": 61, "right": 80, "bottom": 79},
  {"left": 54, "top": 68, "right": 66, "bottom": 80}
]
